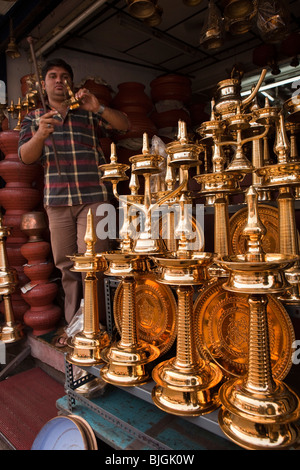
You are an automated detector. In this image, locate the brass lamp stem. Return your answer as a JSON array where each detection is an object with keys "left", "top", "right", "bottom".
[
  {"left": 278, "top": 187, "right": 299, "bottom": 256},
  {"left": 174, "top": 286, "right": 198, "bottom": 369},
  {"left": 82, "top": 272, "right": 100, "bottom": 336},
  {"left": 245, "top": 294, "right": 276, "bottom": 393},
  {"left": 119, "top": 278, "right": 138, "bottom": 348},
  {"left": 3, "top": 295, "right": 14, "bottom": 325},
  {"left": 214, "top": 193, "right": 230, "bottom": 256}
]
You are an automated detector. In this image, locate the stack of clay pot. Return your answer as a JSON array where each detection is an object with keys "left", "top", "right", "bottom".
[
  {"left": 110, "top": 81, "right": 157, "bottom": 194},
  {"left": 20, "top": 211, "right": 61, "bottom": 335},
  {"left": 150, "top": 74, "right": 192, "bottom": 142},
  {"left": 0, "top": 129, "right": 42, "bottom": 323},
  {"left": 112, "top": 81, "right": 157, "bottom": 154},
  {"left": 79, "top": 77, "right": 114, "bottom": 162}
]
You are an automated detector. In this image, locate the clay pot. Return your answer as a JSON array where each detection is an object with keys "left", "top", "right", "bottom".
[
  {"left": 0, "top": 159, "right": 41, "bottom": 187},
  {"left": 112, "top": 82, "right": 153, "bottom": 113},
  {"left": 22, "top": 282, "right": 61, "bottom": 335},
  {"left": 82, "top": 79, "right": 112, "bottom": 106},
  {"left": 20, "top": 240, "right": 51, "bottom": 265},
  {"left": 0, "top": 130, "right": 20, "bottom": 157},
  {"left": 0, "top": 187, "right": 41, "bottom": 212},
  {"left": 150, "top": 74, "right": 192, "bottom": 104},
  {"left": 116, "top": 112, "right": 157, "bottom": 141},
  {"left": 23, "top": 262, "right": 55, "bottom": 283}
]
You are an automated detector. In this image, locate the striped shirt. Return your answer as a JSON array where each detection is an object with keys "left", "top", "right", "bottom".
[{"left": 18, "top": 106, "right": 114, "bottom": 206}]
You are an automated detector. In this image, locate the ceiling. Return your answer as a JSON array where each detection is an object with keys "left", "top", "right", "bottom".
[{"left": 0, "top": 0, "right": 300, "bottom": 100}]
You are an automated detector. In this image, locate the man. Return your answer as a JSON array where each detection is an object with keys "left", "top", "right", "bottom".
[{"left": 18, "top": 58, "right": 130, "bottom": 346}]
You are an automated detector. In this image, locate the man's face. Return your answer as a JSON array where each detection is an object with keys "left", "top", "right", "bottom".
[{"left": 43, "top": 66, "right": 72, "bottom": 102}]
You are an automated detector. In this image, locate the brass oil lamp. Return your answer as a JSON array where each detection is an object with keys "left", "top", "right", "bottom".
[
  {"left": 151, "top": 250, "right": 223, "bottom": 416},
  {"left": 215, "top": 186, "right": 300, "bottom": 450},
  {"left": 98, "top": 143, "right": 162, "bottom": 386},
  {"left": 0, "top": 212, "right": 22, "bottom": 342},
  {"left": 149, "top": 123, "right": 223, "bottom": 416},
  {"left": 66, "top": 209, "right": 110, "bottom": 365},
  {"left": 256, "top": 112, "right": 300, "bottom": 304},
  {"left": 63, "top": 80, "right": 81, "bottom": 110}
]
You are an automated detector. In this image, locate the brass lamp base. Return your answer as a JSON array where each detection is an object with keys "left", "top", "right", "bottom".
[
  {"left": 66, "top": 330, "right": 110, "bottom": 366},
  {"left": 219, "top": 409, "right": 300, "bottom": 450},
  {"left": 219, "top": 377, "right": 300, "bottom": 425},
  {"left": 100, "top": 341, "right": 160, "bottom": 386},
  {"left": 1, "top": 323, "right": 23, "bottom": 343},
  {"left": 151, "top": 357, "right": 222, "bottom": 416}
]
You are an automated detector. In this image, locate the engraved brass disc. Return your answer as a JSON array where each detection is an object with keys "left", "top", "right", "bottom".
[
  {"left": 194, "top": 279, "right": 295, "bottom": 380},
  {"left": 229, "top": 204, "right": 279, "bottom": 255},
  {"left": 113, "top": 274, "right": 177, "bottom": 355}
]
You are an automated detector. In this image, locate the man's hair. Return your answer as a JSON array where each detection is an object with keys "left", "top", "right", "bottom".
[{"left": 41, "top": 58, "right": 74, "bottom": 81}]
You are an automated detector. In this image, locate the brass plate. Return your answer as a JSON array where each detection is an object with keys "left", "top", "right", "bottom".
[
  {"left": 229, "top": 204, "right": 279, "bottom": 254},
  {"left": 113, "top": 274, "right": 177, "bottom": 355},
  {"left": 194, "top": 279, "right": 295, "bottom": 380}
]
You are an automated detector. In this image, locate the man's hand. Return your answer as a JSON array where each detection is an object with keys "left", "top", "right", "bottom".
[
  {"left": 36, "top": 110, "right": 59, "bottom": 138},
  {"left": 75, "top": 88, "right": 100, "bottom": 113}
]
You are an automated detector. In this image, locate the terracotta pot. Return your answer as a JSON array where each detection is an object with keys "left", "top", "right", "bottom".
[
  {"left": 0, "top": 187, "right": 41, "bottom": 212},
  {"left": 20, "top": 240, "right": 51, "bottom": 264},
  {"left": 112, "top": 82, "right": 153, "bottom": 113},
  {"left": 82, "top": 79, "right": 112, "bottom": 106},
  {"left": 0, "top": 159, "right": 41, "bottom": 187},
  {"left": 116, "top": 112, "right": 157, "bottom": 141},
  {"left": 22, "top": 281, "right": 57, "bottom": 307},
  {"left": 22, "top": 282, "right": 61, "bottom": 335},
  {"left": 150, "top": 74, "right": 192, "bottom": 103},
  {"left": 0, "top": 130, "right": 20, "bottom": 157},
  {"left": 23, "top": 262, "right": 55, "bottom": 283},
  {"left": 7, "top": 245, "right": 28, "bottom": 267}
]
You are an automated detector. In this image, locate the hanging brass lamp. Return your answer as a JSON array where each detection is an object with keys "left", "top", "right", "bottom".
[
  {"left": 200, "top": 0, "right": 224, "bottom": 50},
  {"left": 6, "top": 18, "right": 20, "bottom": 59},
  {"left": 126, "top": 0, "right": 157, "bottom": 19},
  {"left": 222, "top": 0, "right": 254, "bottom": 20}
]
